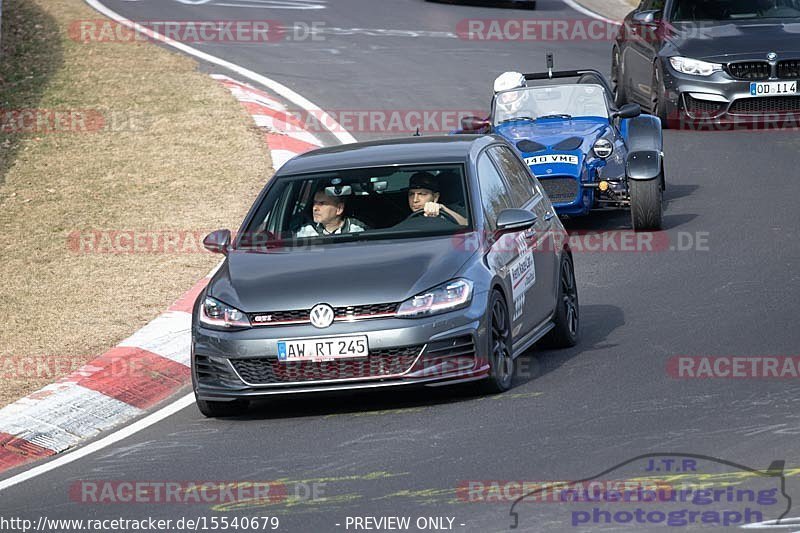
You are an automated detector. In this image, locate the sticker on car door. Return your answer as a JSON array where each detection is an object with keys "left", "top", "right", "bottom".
[{"left": 510, "top": 234, "right": 536, "bottom": 321}]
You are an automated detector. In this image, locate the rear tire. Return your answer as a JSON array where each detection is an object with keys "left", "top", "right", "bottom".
[
  {"left": 195, "top": 397, "right": 248, "bottom": 418},
  {"left": 540, "top": 254, "right": 579, "bottom": 349},
  {"left": 630, "top": 176, "right": 663, "bottom": 231},
  {"left": 481, "top": 291, "right": 515, "bottom": 393}
]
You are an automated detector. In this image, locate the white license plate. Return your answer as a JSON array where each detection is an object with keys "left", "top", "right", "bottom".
[
  {"left": 277, "top": 335, "right": 368, "bottom": 362},
  {"left": 750, "top": 81, "right": 798, "bottom": 97}
]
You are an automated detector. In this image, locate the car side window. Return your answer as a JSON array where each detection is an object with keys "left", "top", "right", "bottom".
[
  {"left": 477, "top": 153, "right": 513, "bottom": 231},
  {"left": 487, "top": 146, "right": 538, "bottom": 208}
]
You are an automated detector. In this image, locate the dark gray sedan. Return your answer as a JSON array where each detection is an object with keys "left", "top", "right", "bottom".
[
  {"left": 191, "top": 135, "right": 578, "bottom": 417},
  {"left": 613, "top": 0, "right": 800, "bottom": 127}
]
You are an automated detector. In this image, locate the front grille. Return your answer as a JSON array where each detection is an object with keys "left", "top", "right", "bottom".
[
  {"left": 230, "top": 345, "right": 422, "bottom": 384},
  {"left": 682, "top": 95, "right": 725, "bottom": 118},
  {"left": 249, "top": 302, "right": 399, "bottom": 326},
  {"left": 540, "top": 177, "right": 579, "bottom": 204},
  {"left": 729, "top": 96, "right": 800, "bottom": 115},
  {"left": 778, "top": 60, "right": 800, "bottom": 79},
  {"left": 726, "top": 61, "right": 770, "bottom": 81}
]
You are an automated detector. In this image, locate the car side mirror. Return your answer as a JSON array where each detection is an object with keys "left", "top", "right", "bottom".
[
  {"left": 461, "top": 116, "right": 490, "bottom": 132},
  {"left": 613, "top": 103, "right": 642, "bottom": 120},
  {"left": 632, "top": 10, "right": 660, "bottom": 26},
  {"left": 203, "top": 229, "right": 231, "bottom": 255},
  {"left": 495, "top": 209, "right": 538, "bottom": 235}
]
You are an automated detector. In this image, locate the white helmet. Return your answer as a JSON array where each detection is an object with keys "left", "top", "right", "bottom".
[
  {"left": 494, "top": 72, "right": 527, "bottom": 117},
  {"left": 493, "top": 71, "right": 526, "bottom": 93}
]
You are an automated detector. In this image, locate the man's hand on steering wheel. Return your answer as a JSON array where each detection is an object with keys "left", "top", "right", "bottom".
[{"left": 406, "top": 203, "right": 459, "bottom": 224}]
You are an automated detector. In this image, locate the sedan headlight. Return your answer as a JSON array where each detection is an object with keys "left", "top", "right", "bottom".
[
  {"left": 200, "top": 296, "right": 251, "bottom": 329},
  {"left": 669, "top": 56, "right": 722, "bottom": 76},
  {"left": 396, "top": 279, "right": 473, "bottom": 318},
  {"left": 593, "top": 138, "right": 613, "bottom": 159}
]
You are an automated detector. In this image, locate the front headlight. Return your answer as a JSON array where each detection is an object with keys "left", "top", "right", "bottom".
[
  {"left": 396, "top": 279, "right": 473, "bottom": 318},
  {"left": 669, "top": 56, "right": 722, "bottom": 76},
  {"left": 593, "top": 138, "right": 613, "bottom": 159},
  {"left": 200, "top": 296, "right": 251, "bottom": 329}
]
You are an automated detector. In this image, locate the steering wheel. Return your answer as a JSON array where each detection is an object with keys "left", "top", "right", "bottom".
[{"left": 405, "top": 208, "right": 459, "bottom": 224}]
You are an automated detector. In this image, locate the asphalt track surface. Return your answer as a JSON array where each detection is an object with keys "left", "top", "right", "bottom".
[{"left": 3, "top": 1, "right": 800, "bottom": 531}]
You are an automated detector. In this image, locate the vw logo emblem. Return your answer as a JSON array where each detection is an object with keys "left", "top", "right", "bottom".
[
  {"left": 309, "top": 304, "right": 334, "bottom": 328},
  {"left": 767, "top": 52, "right": 778, "bottom": 61}
]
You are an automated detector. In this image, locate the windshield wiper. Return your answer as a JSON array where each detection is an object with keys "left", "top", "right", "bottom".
[
  {"left": 498, "top": 116, "right": 535, "bottom": 124},
  {"left": 538, "top": 114, "right": 573, "bottom": 120}
]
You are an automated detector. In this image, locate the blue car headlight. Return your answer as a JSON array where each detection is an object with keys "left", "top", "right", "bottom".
[
  {"left": 593, "top": 138, "right": 613, "bottom": 159},
  {"left": 200, "top": 296, "right": 251, "bottom": 329},
  {"left": 397, "top": 279, "right": 473, "bottom": 318}
]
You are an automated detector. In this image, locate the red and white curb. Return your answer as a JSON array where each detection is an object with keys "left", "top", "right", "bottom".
[
  {"left": 0, "top": 75, "right": 324, "bottom": 475},
  {"left": 213, "top": 74, "right": 324, "bottom": 168}
]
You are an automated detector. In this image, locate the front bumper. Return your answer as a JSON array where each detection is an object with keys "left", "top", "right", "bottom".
[
  {"left": 661, "top": 64, "right": 800, "bottom": 127},
  {"left": 192, "top": 295, "right": 490, "bottom": 401}
]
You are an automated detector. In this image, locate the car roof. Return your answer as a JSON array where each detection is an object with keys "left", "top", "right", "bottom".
[{"left": 276, "top": 135, "right": 499, "bottom": 176}]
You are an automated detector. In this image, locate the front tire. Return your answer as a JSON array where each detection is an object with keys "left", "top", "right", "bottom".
[
  {"left": 612, "top": 47, "right": 627, "bottom": 107},
  {"left": 630, "top": 176, "right": 663, "bottom": 231},
  {"left": 482, "top": 291, "right": 515, "bottom": 393},
  {"left": 541, "top": 253, "right": 579, "bottom": 349},
  {"left": 651, "top": 66, "right": 672, "bottom": 129}
]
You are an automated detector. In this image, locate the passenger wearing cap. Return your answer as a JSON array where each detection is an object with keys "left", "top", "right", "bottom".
[
  {"left": 296, "top": 187, "right": 367, "bottom": 237},
  {"left": 407, "top": 172, "right": 467, "bottom": 226}
]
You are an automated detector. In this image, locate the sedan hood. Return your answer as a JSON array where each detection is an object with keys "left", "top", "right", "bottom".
[
  {"left": 207, "top": 236, "right": 477, "bottom": 312},
  {"left": 666, "top": 20, "right": 800, "bottom": 61}
]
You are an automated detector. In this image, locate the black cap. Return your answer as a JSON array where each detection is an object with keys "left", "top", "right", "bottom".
[{"left": 408, "top": 171, "right": 439, "bottom": 193}]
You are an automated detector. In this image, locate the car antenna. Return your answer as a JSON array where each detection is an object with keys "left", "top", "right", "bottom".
[
  {"left": 413, "top": 127, "right": 421, "bottom": 136},
  {"left": 546, "top": 51, "right": 554, "bottom": 79}
]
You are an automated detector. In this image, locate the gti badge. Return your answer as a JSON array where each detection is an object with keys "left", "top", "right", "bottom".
[
  {"left": 767, "top": 52, "right": 778, "bottom": 61},
  {"left": 310, "top": 303, "right": 335, "bottom": 328}
]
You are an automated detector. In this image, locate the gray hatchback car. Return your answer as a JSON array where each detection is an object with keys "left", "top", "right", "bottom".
[{"left": 191, "top": 135, "right": 579, "bottom": 417}]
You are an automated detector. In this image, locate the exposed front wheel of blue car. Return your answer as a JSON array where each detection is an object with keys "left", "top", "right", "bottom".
[
  {"left": 630, "top": 176, "right": 663, "bottom": 231},
  {"left": 482, "top": 291, "right": 515, "bottom": 393},
  {"left": 541, "top": 253, "right": 579, "bottom": 349},
  {"left": 612, "top": 47, "right": 627, "bottom": 107}
]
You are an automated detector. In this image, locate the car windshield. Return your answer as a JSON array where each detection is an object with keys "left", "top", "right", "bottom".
[
  {"left": 237, "top": 165, "right": 471, "bottom": 249},
  {"left": 671, "top": 0, "right": 800, "bottom": 21},
  {"left": 493, "top": 84, "right": 609, "bottom": 125}
]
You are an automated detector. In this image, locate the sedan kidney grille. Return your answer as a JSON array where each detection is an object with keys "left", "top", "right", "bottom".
[
  {"left": 777, "top": 60, "right": 800, "bottom": 79},
  {"left": 726, "top": 61, "right": 770, "bottom": 80}
]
